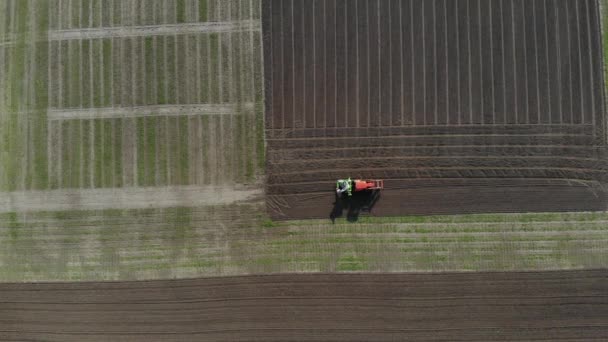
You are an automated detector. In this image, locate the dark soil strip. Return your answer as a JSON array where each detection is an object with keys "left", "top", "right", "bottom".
[{"left": 2, "top": 271, "right": 607, "bottom": 341}]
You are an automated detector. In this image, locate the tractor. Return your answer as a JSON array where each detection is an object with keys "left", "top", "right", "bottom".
[{"left": 336, "top": 178, "right": 384, "bottom": 197}]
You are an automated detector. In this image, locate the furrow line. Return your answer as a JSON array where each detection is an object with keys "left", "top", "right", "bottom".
[{"left": 47, "top": 20, "right": 261, "bottom": 40}]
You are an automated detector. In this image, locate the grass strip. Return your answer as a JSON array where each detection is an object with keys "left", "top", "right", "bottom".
[
  {"left": 94, "top": 119, "right": 103, "bottom": 188},
  {"left": 113, "top": 119, "right": 123, "bottom": 187},
  {"left": 176, "top": 35, "right": 187, "bottom": 104},
  {"left": 144, "top": 37, "right": 155, "bottom": 105},
  {"left": 136, "top": 117, "right": 145, "bottom": 186},
  {"left": 1, "top": 0, "right": 28, "bottom": 191},
  {"left": 200, "top": 116, "right": 209, "bottom": 184},
  {"left": 102, "top": 119, "right": 113, "bottom": 187},
  {"left": 179, "top": 115, "right": 190, "bottom": 185},
  {"left": 157, "top": 37, "right": 167, "bottom": 105},
  {"left": 82, "top": 39, "right": 91, "bottom": 107},
  {"left": 199, "top": 0, "right": 208, "bottom": 22},
  {"left": 157, "top": 117, "right": 168, "bottom": 185},
  {"left": 71, "top": 120, "right": 82, "bottom": 188},
  {"left": 200, "top": 34, "right": 209, "bottom": 103},
  {"left": 31, "top": 1, "right": 50, "bottom": 190},
  {"left": 81, "top": 120, "right": 91, "bottom": 188},
  {"left": 176, "top": 0, "right": 186, "bottom": 23},
  {"left": 166, "top": 35, "right": 177, "bottom": 104},
  {"left": 146, "top": 116, "right": 157, "bottom": 185},
  {"left": 91, "top": 40, "right": 102, "bottom": 107},
  {"left": 208, "top": 33, "right": 219, "bottom": 103},
  {"left": 102, "top": 39, "right": 112, "bottom": 107}
]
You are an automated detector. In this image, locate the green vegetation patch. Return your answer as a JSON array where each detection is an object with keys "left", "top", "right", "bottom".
[
  {"left": 115, "top": 119, "right": 124, "bottom": 187},
  {"left": 0, "top": 203, "right": 264, "bottom": 282},
  {"left": 208, "top": 33, "right": 220, "bottom": 102},
  {"left": 176, "top": 0, "right": 186, "bottom": 23},
  {"left": 145, "top": 116, "right": 158, "bottom": 185},
  {"left": 144, "top": 37, "right": 155, "bottom": 105},
  {"left": 136, "top": 117, "right": 146, "bottom": 186},
  {"left": 165, "top": 35, "right": 177, "bottom": 104},
  {"left": 93, "top": 119, "right": 104, "bottom": 188},
  {"left": 0, "top": 0, "right": 51, "bottom": 188},
  {"left": 199, "top": 0, "right": 208, "bottom": 22},
  {"left": 157, "top": 117, "right": 168, "bottom": 185},
  {"left": 244, "top": 212, "right": 608, "bottom": 273},
  {"left": 178, "top": 116, "right": 190, "bottom": 185},
  {"left": 102, "top": 39, "right": 112, "bottom": 106},
  {"left": 2, "top": 209, "right": 607, "bottom": 282}
]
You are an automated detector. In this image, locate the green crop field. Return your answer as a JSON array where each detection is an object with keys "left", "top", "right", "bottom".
[
  {"left": 0, "top": 0, "right": 607, "bottom": 282},
  {"left": 1, "top": 0, "right": 264, "bottom": 192},
  {"left": 0, "top": 0, "right": 267, "bottom": 281}
]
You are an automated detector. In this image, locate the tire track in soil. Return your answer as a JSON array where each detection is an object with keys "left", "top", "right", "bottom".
[
  {"left": 0, "top": 185, "right": 263, "bottom": 213},
  {"left": 47, "top": 20, "right": 261, "bottom": 40},
  {"left": 47, "top": 103, "right": 255, "bottom": 120}
]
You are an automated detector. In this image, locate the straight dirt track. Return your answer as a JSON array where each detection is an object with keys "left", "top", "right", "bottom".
[
  {"left": 263, "top": 0, "right": 608, "bottom": 219},
  {"left": 1, "top": 270, "right": 607, "bottom": 341}
]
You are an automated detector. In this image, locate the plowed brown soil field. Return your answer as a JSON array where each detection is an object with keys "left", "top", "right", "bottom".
[
  {"left": 1, "top": 270, "right": 607, "bottom": 341},
  {"left": 263, "top": 0, "right": 608, "bottom": 219}
]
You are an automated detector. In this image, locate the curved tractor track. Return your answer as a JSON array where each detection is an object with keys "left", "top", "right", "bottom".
[
  {"left": 263, "top": 0, "right": 608, "bottom": 219},
  {"left": 1, "top": 270, "right": 607, "bottom": 341}
]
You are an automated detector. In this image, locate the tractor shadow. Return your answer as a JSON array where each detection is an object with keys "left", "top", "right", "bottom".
[{"left": 329, "top": 190, "right": 381, "bottom": 223}]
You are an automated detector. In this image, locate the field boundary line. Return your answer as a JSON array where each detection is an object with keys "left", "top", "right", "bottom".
[
  {"left": 47, "top": 20, "right": 261, "bottom": 40},
  {"left": 47, "top": 103, "right": 255, "bottom": 120},
  {"left": 0, "top": 185, "right": 262, "bottom": 213}
]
